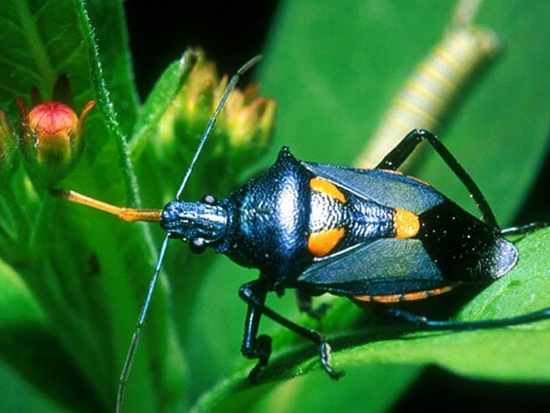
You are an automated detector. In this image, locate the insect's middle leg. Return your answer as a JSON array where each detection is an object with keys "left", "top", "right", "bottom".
[
  {"left": 295, "top": 290, "right": 330, "bottom": 319},
  {"left": 239, "top": 279, "right": 342, "bottom": 380}
]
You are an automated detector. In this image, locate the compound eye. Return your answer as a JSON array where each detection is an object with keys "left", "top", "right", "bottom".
[
  {"left": 189, "top": 238, "right": 207, "bottom": 254},
  {"left": 201, "top": 194, "right": 217, "bottom": 205}
]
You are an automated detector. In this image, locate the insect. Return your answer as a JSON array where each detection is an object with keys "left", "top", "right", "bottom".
[
  {"left": 52, "top": 57, "right": 549, "bottom": 412},
  {"left": 355, "top": 25, "right": 499, "bottom": 168}
]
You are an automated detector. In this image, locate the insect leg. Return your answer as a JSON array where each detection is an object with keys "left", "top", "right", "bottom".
[
  {"left": 239, "top": 279, "right": 271, "bottom": 381},
  {"left": 376, "top": 129, "right": 498, "bottom": 226},
  {"left": 501, "top": 221, "right": 548, "bottom": 236},
  {"left": 239, "top": 280, "right": 342, "bottom": 380},
  {"left": 295, "top": 290, "right": 330, "bottom": 319},
  {"left": 355, "top": 26, "right": 498, "bottom": 169},
  {"left": 380, "top": 306, "right": 550, "bottom": 330}
]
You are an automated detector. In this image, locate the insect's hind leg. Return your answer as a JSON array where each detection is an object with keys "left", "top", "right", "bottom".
[
  {"left": 379, "top": 306, "right": 550, "bottom": 330},
  {"left": 501, "top": 221, "right": 549, "bottom": 236},
  {"left": 376, "top": 129, "right": 498, "bottom": 227}
]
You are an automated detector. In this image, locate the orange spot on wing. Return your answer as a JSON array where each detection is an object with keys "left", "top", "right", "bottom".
[
  {"left": 308, "top": 227, "right": 345, "bottom": 257},
  {"left": 310, "top": 177, "right": 346, "bottom": 203},
  {"left": 394, "top": 208, "right": 420, "bottom": 238}
]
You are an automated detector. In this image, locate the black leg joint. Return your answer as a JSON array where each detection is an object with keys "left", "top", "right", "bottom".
[
  {"left": 320, "top": 341, "right": 344, "bottom": 380},
  {"left": 241, "top": 334, "right": 272, "bottom": 383}
]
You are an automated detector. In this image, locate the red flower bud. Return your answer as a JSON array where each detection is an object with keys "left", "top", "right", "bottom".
[{"left": 17, "top": 97, "right": 95, "bottom": 185}]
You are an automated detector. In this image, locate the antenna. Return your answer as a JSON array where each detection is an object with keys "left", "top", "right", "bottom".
[
  {"left": 116, "top": 55, "right": 263, "bottom": 413},
  {"left": 175, "top": 55, "right": 262, "bottom": 199}
]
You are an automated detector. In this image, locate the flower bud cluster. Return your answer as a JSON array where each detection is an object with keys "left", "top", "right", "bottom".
[{"left": 157, "top": 54, "right": 276, "bottom": 165}]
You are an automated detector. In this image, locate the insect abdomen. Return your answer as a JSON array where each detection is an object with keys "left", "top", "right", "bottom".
[{"left": 308, "top": 177, "right": 420, "bottom": 258}]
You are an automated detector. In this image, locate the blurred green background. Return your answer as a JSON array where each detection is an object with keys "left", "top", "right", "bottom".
[{"left": 0, "top": 0, "right": 549, "bottom": 412}]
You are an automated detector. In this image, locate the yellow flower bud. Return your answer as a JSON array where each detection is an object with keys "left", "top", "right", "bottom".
[{"left": 156, "top": 53, "right": 276, "bottom": 169}]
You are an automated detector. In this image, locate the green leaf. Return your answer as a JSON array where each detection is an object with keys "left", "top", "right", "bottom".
[
  {"left": 193, "top": 365, "right": 421, "bottom": 413},
  {"left": 321, "top": 229, "right": 550, "bottom": 383},
  {"left": 130, "top": 50, "right": 198, "bottom": 151},
  {"left": 85, "top": 0, "right": 139, "bottom": 137},
  {"left": 193, "top": 228, "right": 550, "bottom": 412},
  {"left": 0, "top": 257, "right": 45, "bottom": 326}
]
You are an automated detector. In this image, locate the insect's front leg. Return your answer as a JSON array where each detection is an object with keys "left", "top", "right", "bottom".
[
  {"left": 239, "top": 279, "right": 343, "bottom": 381},
  {"left": 239, "top": 279, "right": 272, "bottom": 381}
]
